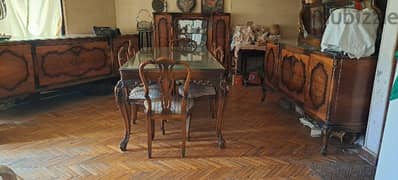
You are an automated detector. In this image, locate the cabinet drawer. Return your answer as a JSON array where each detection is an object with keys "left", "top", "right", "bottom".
[
  {"left": 36, "top": 41, "right": 112, "bottom": 87},
  {"left": 0, "top": 44, "right": 35, "bottom": 98}
]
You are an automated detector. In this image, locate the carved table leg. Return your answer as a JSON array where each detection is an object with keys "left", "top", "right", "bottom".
[
  {"left": 216, "top": 79, "right": 228, "bottom": 149},
  {"left": 321, "top": 124, "right": 331, "bottom": 155},
  {"left": 114, "top": 81, "right": 132, "bottom": 151}
]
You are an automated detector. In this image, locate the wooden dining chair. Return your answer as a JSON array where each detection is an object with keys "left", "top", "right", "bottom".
[
  {"left": 0, "top": 165, "right": 19, "bottom": 180},
  {"left": 117, "top": 46, "right": 160, "bottom": 126},
  {"left": 177, "top": 46, "right": 225, "bottom": 125},
  {"left": 117, "top": 40, "right": 136, "bottom": 67},
  {"left": 139, "top": 57, "right": 194, "bottom": 158}
]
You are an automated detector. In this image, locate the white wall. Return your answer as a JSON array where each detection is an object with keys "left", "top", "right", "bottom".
[
  {"left": 375, "top": 64, "right": 398, "bottom": 180},
  {"left": 364, "top": 0, "right": 398, "bottom": 156}
]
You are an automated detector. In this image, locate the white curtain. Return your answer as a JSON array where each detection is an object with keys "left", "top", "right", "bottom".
[{"left": 0, "top": 0, "right": 62, "bottom": 38}]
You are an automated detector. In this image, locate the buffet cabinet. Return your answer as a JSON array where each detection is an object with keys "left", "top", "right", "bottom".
[
  {"left": 264, "top": 43, "right": 376, "bottom": 154},
  {"left": 0, "top": 34, "right": 138, "bottom": 100},
  {"left": 153, "top": 13, "right": 231, "bottom": 68}
]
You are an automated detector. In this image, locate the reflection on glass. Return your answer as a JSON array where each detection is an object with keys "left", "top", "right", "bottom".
[
  {"left": 122, "top": 47, "right": 225, "bottom": 71},
  {"left": 176, "top": 19, "right": 207, "bottom": 48}
]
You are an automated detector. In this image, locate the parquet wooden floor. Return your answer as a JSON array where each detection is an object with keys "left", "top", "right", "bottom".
[{"left": 0, "top": 87, "right": 372, "bottom": 179}]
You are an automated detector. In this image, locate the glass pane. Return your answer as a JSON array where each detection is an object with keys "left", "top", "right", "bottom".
[
  {"left": 121, "top": 47, "right": 224, "bottom": 71},
  {"left": 176, "top": 19, "right": 207, "bottom": 48}
]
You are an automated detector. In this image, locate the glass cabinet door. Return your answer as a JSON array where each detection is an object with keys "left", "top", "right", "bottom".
[{"left": 175, "top": 19, "right": 208, "bottom": 48}]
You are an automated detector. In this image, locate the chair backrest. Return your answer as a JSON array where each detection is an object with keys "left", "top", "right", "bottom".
[
  {"left": 117, "top": 46, "right": 129, "bottom": 67},
  {"left": 170, "top": 38, "right": 198, "bottom": 52},
  {"left": 213, "top": 46, "right": 225, "bottom": 65},
  {"left": 117, "top": 40, "right": 136, "bottom": 67},
  {"left": 0, "top": 165, "right": 18, "bottom": 180},
  {"left": 139, "top": 57, "right": 192, "bottom": 114},
  {"left": 127, "top": 40, "right": 136, "bottom": 59}
]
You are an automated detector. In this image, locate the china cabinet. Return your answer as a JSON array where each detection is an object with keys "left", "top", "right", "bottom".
[{"left": 153, "top": 13, "right": 231, "bottom": 68}]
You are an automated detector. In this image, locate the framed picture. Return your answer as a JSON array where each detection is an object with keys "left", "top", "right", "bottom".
[{"left": 201, "top": 0, "right": 224, "bottom": 14}]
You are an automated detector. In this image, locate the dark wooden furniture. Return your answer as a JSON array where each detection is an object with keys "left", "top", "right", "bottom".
[
  {"left": 139, "top": 57, "right": 193, "bottom": 158},
  {"left": 236, "top": 47, "right": 266, "bottom": 86},
  {"left": 35, "top": 39, "right": 113, "bottom": 88},
  {"left": 153, "top": 13, "right": 231, "bottom": 70},
  {"left": 263, "top": 42, "right": 376, "bottom": 154},
  {"left": 114, "top": 47, "right": 228, "bottom": 152},
  {"left": 0, "top": 44, "right": 35, "bottom": 98},
  {"left": 112, "top": 35, "right": 139, "bottom": 74},
  {"left": 0, "top": 34, "right": 138, "bottom": 100},
  {"left": 264, "top": 43, "right": 280, "bottom": 90},
  {"left": 298, "top": 0, "right": 386, "bottom": 47}
]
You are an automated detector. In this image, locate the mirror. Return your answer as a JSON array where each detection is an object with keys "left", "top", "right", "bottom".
[
  {"left": 298, "top": 0, "right": 382, "bottom": 47},
  {"left": 175, "top": 19, "right": 208, "bottom": 48}
]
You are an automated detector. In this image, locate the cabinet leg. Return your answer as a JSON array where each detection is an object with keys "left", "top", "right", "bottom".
[{"left": 321, "top": 125, "right": 331, "bottom": 155}]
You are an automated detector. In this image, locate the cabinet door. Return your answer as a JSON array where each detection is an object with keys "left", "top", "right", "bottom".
[
  {"left": 264, "top": 43, "right": 280, "bottom": 89},
  {"left": 113, "top": 35, "right": 139, "bottom": 74},
  {"left": 0, "top": 44, "right": 35, "bottom": 98},
  {"left": 36, "top": 41, "right": 112, "bottom": 87},
  {"left": 305, "top": 54, "right": 334, "bottom": 121},
  {"left": 304, "top": 54, "right": 334, "bottom": 120},
  {"left": 279, "top": 49, "right": 309, "bottom": 103},
  {"left": 154, "top": 14, "right": 172, "bottom": 47},
  {"left": 208, "top": 14, "right": 230, "bottom": 68}
]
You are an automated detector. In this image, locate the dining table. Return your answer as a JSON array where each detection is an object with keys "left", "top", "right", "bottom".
[{"left": 114, "top": 47, "right": 228, "bottom": 151}]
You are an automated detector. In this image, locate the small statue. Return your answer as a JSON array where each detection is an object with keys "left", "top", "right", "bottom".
[{"left": 268, "top": 24, "right": 281, "bottom": 43}]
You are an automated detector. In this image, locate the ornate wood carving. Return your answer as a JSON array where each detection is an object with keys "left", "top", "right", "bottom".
[
  {"left": 304, "top": 53, "right": 334, "bottom": 122},
  {"left": 0, "top": 45, "right": 35, "bottom": 98},
  {"left": 309, "top": 63, "right": 328, "bottom": 109},
  {"left": 280, "top": 55, "right": 306, "bottom": 93},
  {"left": 279, "top": 49, "right": 309, "bottom": 103},
  {"left": 113, "top": 35, "right": 139, "bottom": 74},
  {"left": 154, "top": 15, "right": 172, "bottom": 47},
  {"left": 0, "top": 50, "right": 29, "bottom": 91},
  {"left": 36, "top": 41, "right": 112, "bottom": 87},
  {"left": 40, "top": 46, "right": 108, "bottom": 78},
  {"left": 265, "top": 48, "right": 276, "bottom": 82},
  {"left": 213, "top": 19, "right": 226, "bottom": 50}
]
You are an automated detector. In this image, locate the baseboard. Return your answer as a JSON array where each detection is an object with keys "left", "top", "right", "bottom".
[{"left": 359, "top": 147, "right": 378, "bottom": 166}]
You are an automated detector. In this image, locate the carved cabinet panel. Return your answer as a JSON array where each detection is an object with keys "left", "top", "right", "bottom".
[
  {"left": 208, "top": 14, "right": 231, "bottom": 68},
  {"left": 113, "top": 35, "right": 139, "bottom": 74},
  {"left": 264, "top": 43, "right": 280, "bottom": 89},
  {"left": 0, "top": 44, "right": 35, "bottom": 98},
  {"left": 304, "top": 54, "right": 334, "bottom": 121},
  {"left": 279, "top": 49, "right": 309, "bottom": 103},
  {"left": 36, "top": 41, "right": 112, "bottom": 87},
  {"left": 154, "top": 14, "right": 172, "bottom": 47}
]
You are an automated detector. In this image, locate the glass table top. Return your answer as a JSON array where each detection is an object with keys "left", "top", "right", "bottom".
[{"left": 120, "top": 47, "right": 225, "bottom": 71}]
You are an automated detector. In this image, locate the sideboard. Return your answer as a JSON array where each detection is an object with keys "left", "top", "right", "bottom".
[
  {"left": 0, "top": 34, "right": 138, "bottom": 100},
  {"left": 263, "top": 41, "right": 377, "bottom": 154}
]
